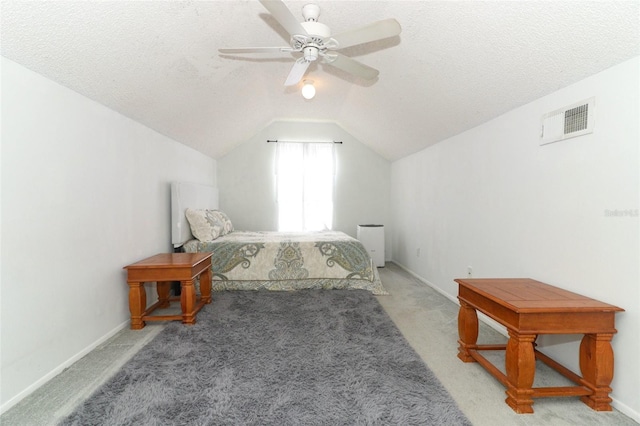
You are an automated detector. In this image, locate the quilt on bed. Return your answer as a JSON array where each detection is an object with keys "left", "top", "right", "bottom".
[{"left": 183, "top": 230, "right": 387, "bottom": 295}]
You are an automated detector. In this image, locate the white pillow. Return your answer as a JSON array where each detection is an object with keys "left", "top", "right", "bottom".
[{"left": 185, "top": 209, "right": 224, "bottom": 242}]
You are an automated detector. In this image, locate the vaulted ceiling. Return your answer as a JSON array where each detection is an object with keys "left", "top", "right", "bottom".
[{"left": 2, "top": 1, "right": 638, "bottom": 161}]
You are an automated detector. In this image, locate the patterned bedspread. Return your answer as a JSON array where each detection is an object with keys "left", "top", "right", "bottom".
[{"left": 183, "top": 231, "right": 387, "bottom": 295}]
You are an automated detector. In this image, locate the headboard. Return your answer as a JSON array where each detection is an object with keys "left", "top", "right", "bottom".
[{"left": 171, "top": 182, "right": 219, "bottom": 248}]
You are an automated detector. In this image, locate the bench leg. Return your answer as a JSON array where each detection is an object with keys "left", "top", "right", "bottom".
[
  {"left": 505, "top": 330, "right": 536, "bottom": 413},
  {"left": 200, "top": 267, "right": 212, "bottom": 304},
  {"left": 457, "top": 300, "right": 479, "bottom": 362},
  {"left": 156, "top": 281, "right": 171, "bottom": 308},
  {"left": 580, "top": 333, "right": 615, "bottom": 411},
  {"left": 181, "top": 279, "right": 197, "bottom": 325},
  {"left": 128, "top": 282, "right": 146, "bottom": 330}
]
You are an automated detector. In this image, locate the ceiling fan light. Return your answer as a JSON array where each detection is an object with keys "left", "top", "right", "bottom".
[
  {"left": 302, "top": 80, "right": 316, "bottom": 99},
  {"left": 303, "top": 46, "right": 319, "bottom": 61}
]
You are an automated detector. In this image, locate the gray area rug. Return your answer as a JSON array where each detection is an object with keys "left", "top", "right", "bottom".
[{"left": 61, "top": 290, "right": 471, "bottom": 425}]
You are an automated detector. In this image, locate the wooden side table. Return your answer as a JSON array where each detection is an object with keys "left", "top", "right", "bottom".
[
  {"left": 124, "top": 253, "right": 213, "bottom": 329},
  {"left": 455, "top": 278, "right": 624, "bottom": 414}
]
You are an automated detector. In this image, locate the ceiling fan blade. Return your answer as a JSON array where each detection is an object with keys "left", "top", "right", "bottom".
[
  {"left": 284, "top": 58, "right": 311, "bottom": 86},
  {"left": 259, "top": 0, "right": 308, "bottom": 36},
  {"left": 323, "top": 52, "right": 379, "bottom": 80},
  {"left": 219, "top": 47, "right": 293, "bottom": 54},
  {"left": 330, "top": 18, "right": 401, "bottom": 49}
]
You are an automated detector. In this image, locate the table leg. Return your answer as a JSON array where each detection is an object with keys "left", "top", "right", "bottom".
[
  {"left": 128, "top": 282, "right": 146, "bottom": 330},
  {"left": 181, "top": 279, "right": 197, "bottom": 325},
  {"left": 156, "top": 281, "right": 171, "bottom": 308},
  {"left": 200, "top": 266, "right": 212, "bottom": 304},
  {"left": 579, "top": 333, "right": 615, "bottom": 411},
  {"left": 457, "top": 299, "right": 479, "bottom": 362},
  {"left": 505, "top": 330, "right": 536, "bottom": 413}
]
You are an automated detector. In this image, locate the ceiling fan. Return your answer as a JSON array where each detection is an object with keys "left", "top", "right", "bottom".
[{"left": 218, "top": 0, "right": 402, "bottom": 86}]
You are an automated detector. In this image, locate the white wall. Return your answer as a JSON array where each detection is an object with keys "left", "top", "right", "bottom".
[
  {"left": 0, "top": 58, "right": 216, "bottom": 412},
  {"left": 217, "top": 120, "right": 391, "bottom": 258},
  {"left": 390, "top": 56, "right": 639, "bottom": 420}
]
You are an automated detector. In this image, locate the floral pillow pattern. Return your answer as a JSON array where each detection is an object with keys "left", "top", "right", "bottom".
[
  {"left": 213, "top": 209, "right": 234, "bottom": 235},
  {"left": 185, "top": 209, "right": 233, "bottom": 242}
]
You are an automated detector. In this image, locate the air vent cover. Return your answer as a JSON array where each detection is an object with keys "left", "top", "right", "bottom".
[{"left": 541, "top": 97, "right": 595, "bottom": 145}]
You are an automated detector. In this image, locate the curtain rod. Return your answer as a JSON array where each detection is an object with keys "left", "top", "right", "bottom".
[{"left": 267, "top": 140, "right": 343, "bottom": 144}]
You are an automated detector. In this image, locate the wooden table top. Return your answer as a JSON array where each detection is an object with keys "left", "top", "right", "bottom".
[
  {"left": 455, "top": 278, "right": 623, "bottom": 314},
  {"left": 124, "top": 252, "right": 212, "bottom": 270}
]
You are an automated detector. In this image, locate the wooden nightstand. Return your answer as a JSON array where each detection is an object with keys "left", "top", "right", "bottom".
[{"left": 123, "top": 252, "right": 213, "bottom": 329}]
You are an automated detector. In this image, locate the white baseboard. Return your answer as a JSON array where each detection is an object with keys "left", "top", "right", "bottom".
[
  {"left": 0, "top": 320, "right": 129, "bottom": 416},
  {"left": 388, "top": 260, "right": 640, "bottom": 423},
  {"left": 612, "top": 399, "right": 640, "bottom": 424},
  {"left": 390, "top": 261, "right": 508, "bottom": 337}
]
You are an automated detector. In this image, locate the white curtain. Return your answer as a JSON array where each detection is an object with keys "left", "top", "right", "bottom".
[{"left": 276, "top": 142, "right": 335, "bottom": 232}]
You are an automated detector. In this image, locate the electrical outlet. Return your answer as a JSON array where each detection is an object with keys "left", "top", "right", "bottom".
[
  {"left": 467, "top": 266, "right": 473, "bottom": 277},
  {"left": 416, "top": 248, "right": 421, "bottom": 257}
]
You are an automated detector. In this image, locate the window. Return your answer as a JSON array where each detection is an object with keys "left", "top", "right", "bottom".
[{"left": 276, "top": 142, "right": 335, "bottom": 232}]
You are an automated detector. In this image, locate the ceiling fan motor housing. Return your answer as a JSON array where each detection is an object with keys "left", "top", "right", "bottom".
[
  {"left": 297, "top": 21, "right": 331, "bottom": 61},
  {"left": 300, "top": 21, "right": 330, "bottom": 39}
]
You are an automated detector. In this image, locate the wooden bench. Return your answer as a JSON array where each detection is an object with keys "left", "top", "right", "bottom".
[{"left": 455, "top": 278, "right": 624, "bottom": 414}]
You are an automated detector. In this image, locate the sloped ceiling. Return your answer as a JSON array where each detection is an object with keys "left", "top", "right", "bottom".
[{"left": 1, "top": 1, "right": 638, "bottom": 161}]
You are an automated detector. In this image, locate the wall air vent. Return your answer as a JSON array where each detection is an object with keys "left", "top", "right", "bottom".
[{"left": 540, "top": 97, "right": 595, "bottom": 145}]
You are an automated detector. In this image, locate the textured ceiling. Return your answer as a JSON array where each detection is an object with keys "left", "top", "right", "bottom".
[{"left": 2, "top": 1, "right": 638, "bottom": 161}]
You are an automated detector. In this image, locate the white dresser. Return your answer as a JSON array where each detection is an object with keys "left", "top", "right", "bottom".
[{"left": 357, "top": 225, "right": 385, "bottom": 268}]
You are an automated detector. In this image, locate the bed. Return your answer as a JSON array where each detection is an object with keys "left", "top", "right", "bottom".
[{"left": 171, "top": 182, "right": 387, "bottom": 295}]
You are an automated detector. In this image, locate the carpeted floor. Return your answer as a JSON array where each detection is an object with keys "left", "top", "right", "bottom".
[{"left": 60, "top": 290, "right": 471, "bottom": 425}]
